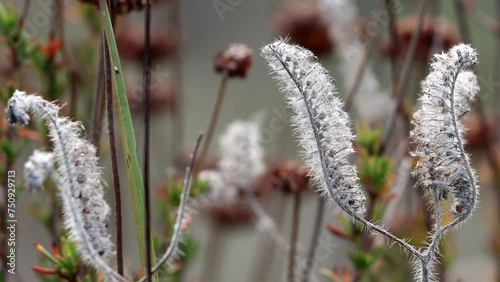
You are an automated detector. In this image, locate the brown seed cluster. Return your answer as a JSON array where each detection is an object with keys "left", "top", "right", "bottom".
[
  {"left": 269, "top": 162, "right": 310, "bottom": 194},
  {"left": 273, "top": 3, "right": 333, "bottom": 56},
  {"left": 214, "top": 43, "right": 253, "bottom": 78},
  {"left": 207, "top": 203, "right": 252, "bottom": 226},
  {"left": 380, "top": 16, "right": 461, "bottom": 63},
  {"left": 78, "top": 0, "right": 155, "bottom": 14},
  {"left": 115, "top": 20, "right": 177, "bottom": 62},
  {"left": 126, "top": 80, "right": 176, "bottom": 112}
]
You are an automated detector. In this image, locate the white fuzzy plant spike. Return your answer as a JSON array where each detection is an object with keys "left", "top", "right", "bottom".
[
  {"left": 261, "top": 39, "right": 366, "bottom": 216},
  {"left": 6, "top": 90, "right": 126, "bottom": 282},
  {"left": 24, "top": 150, "right": 54, "bottom": 192},
  {"left": 411, "top": 44, "right": 480, "bottom": 281},
  {"left": 200, "top": 116, "right": 266, "bottom": 204},
  {"left": 262, "top": 39, "right": 482, "bottom": 282},
  {"left": 412, "top": 45, "right": 479, "bottom": 223}
]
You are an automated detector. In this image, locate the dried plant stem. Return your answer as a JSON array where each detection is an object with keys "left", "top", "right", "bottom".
[
  {"left": 202, "top": 224, "right": 225, "bottom": 282},
  {"left": 344, "top": 0, "right": 384, "bottom": 111},
  {"left": 386, "top": 0, "right": 398, "bottom": 83},
  {"left": 301, "top": 197, "right": 325, "bottom": 282},
  {"left": 143, "top": 0, "right": 153, "bottom": 280},
  {"left": 195, "top": 75, "right": 228, "bottom": 175},
  {"left": 103, "top": 35, "right": 124, "bottom": 276},
  {"left": 454, "top": 0, "right": 471, "bottom": 43},
  {"left": 288, "top": 192, "right": 302, "bottom": 282},
  {"left": 138, "top": 134, "right": 204, "bottom": 282},
  {"left": 69, "top": 70, "right": 78, "bottom": 118},
  {"left": 244, "top": 194, "right": 290, "bottom": 254},
  {"left": 250, "top": 195, "right": 287, "bottom": 282},
  {"left": 98, "top": 0, "right": 152, "bottom": 271},
  {"left": 344, "top": 38, "right": 375, "bottom": 111},
  {"left": 381, "top": 0, "right": 429, "bottom": 154},
  {"left": 91, "top": 34, "right": 105, "bottom": 146},
  {"left": 169, "top": 0, "right": 184, "bottom": 161}
]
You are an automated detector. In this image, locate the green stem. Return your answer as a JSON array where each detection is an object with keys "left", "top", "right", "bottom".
[{"left": 97, "top": 0, "right": 156, "bottom": 275}]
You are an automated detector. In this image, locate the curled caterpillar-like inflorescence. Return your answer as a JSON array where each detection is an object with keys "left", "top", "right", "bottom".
[
  {"left": 411, "top": 44, "right": 480, "bottom": 224},
  {"left": 261, "top": 39, "right": 366, "bottom": 216},
  {"left": 6, "top": 90, "right": 123, "bottom": 282}
]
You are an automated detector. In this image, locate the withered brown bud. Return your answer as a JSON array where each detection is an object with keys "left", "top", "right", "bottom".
[
  {"left": 116, "top": 20, "right": 176, "bottom": 61},
  {"left": 214, "top": 43, "right": 253, "bottom": 78},
  {"left": 380, "top": 17, "right": 461, "bottom": 63},
  {"left": 273, "top": 3, "right": 333, "bottom": 56},
  {"left": 269, "top": 162, "right": 310, "bottom": 194},
  {"left": 207, "top": 203, "right": 252, "bottom": 226},
  {"left": 464, "top": 113, "right": 496, "bottom": 150},
  {"left": 78, "top": 0, "right": 155, "bottom": 14},
  {"left": 126, "top": 80, "right": 176, "bottom": 112}
]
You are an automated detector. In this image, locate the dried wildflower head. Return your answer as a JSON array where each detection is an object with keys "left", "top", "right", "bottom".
[
  {"left": 24, "top": 150, "right": 54, "bottom": 192},
  {"left": 463, "top": 113, "right": 496, "bottom": 150},
  {"left": 411, "top": 44, "right": 480, "bottom": 223},
  {"left": 214, "top": 43, "right": 253, "bottom": 78},
  {"left": 127, "top": 80, "right": 176, "bottom": 112},
  {"left": 380, "top": 17, "right": 461, "bottom": 63},
  {"left": 6, "top": 90, "right": 123, "bottom": 281},
  {"left": 274, "top": 3, "right": 333, "bottom": 56},
  {"left": 200, "top": 117, "right": 265, "bottom": 225},
  {"left": 270, "top": 161, "right": 310, "bottom": 194},
  {"left": 116, "top": 20, "right": 176, "bottom": 61},
  {"left": 261, "top": 39, "right": 366, "bottom": 216},
  {"left": 79, "top": 0, "right": 154, "bottom": 14}
]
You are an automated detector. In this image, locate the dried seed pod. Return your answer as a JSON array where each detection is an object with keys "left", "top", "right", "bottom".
[{"left": 214, "top": 43, "right": 253, "bottom": 78}]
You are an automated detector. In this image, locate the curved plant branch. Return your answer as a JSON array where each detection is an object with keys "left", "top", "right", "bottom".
[{"left": 138, "top": 133, "right": 204, "bottom": 282}]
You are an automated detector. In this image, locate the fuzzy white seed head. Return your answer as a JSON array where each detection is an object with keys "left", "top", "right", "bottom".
[
  {"left": 6, "top": 90, "right": 121, "bottom": 282},
  {"left": 261, "top": 39, "right": 366, "bottom": 216},
  {"left": 24, "top": 150, "right": 54, "bottom": 192},
  {"left": 411, "top": 44, "right": 479, "bottom": 223},
  {"left": 201, "top": 117, "right": 265, "bottom": 204}
]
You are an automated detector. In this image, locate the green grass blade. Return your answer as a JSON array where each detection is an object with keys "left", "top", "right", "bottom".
[{"left": 97, "top": 0, "right": 156, "bottom": 276}]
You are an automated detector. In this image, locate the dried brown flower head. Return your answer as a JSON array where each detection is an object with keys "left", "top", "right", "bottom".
[
  {"left": 214, "top": 43, "right": 253, "bottom": 78},
  {"left": 115, "top": 20, "right": 176, "bottom": 61},
  {"left": 463, "top": 113, "right": 496, "bottom": 150},
  {"left": 380, "top": 17, "right": 461, "bottom": 63},
  {"left": 274, "top": 3, "right": 333, "bottom": 56},
  {"left": 269, "top": 162, "right": 310, "bottom": 194},
  {"left": 78, "top": 0, "right": 155, "bottom": 14},
  {"left": 207, "top": 203, "right": 252, "bottom": 226},
  {"left": 126, "top": 80, "right": 176, "bottom": 112}
]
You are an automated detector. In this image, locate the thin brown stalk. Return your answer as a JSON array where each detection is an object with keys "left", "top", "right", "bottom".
[
  {"left": 169, "top": 0, "right": 184, "bottom": 162},
  {"left": 139, "top": 134, "right": 204, "bottom": 282},
  {"left": 194, "top": 75, "right": 228, "bottom": 175},
  {"left": 380, "top": 0, "right": 429, "bottom": 154},
  {"left": 288, "top": 192, "right": 302, "bottom": 282},
  {"left": 344, "top": 38, "right": 375, "bottom": 111},
  {"left": 454, "top": 0, "right": 472, "bottom": 43},
  {"left": 91, "top": 35, "right": 105, "bottom": 147},
  {"left": 103, "top": 33, "right": 124, "bottom": 276},
  {"left": 343, "top": 0, "right": 384, "bottom": 111},
  {"left": 300, "top": 197, "right": 325, "bottom": 282},
  {"left": 143, "top": 0, "right": 153, "bottom": 280},
  {"left": 18, "top": 0, "right": 31, "bottom": 30},
  {"left": 69, "top": 70, "right": 78, "bottom": 118},
  {"left": 250, "top": 195, "right": 288, "bottom": 282},
  {"left": 386, "top": 0, "right": 398, "bottom": 83}
]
